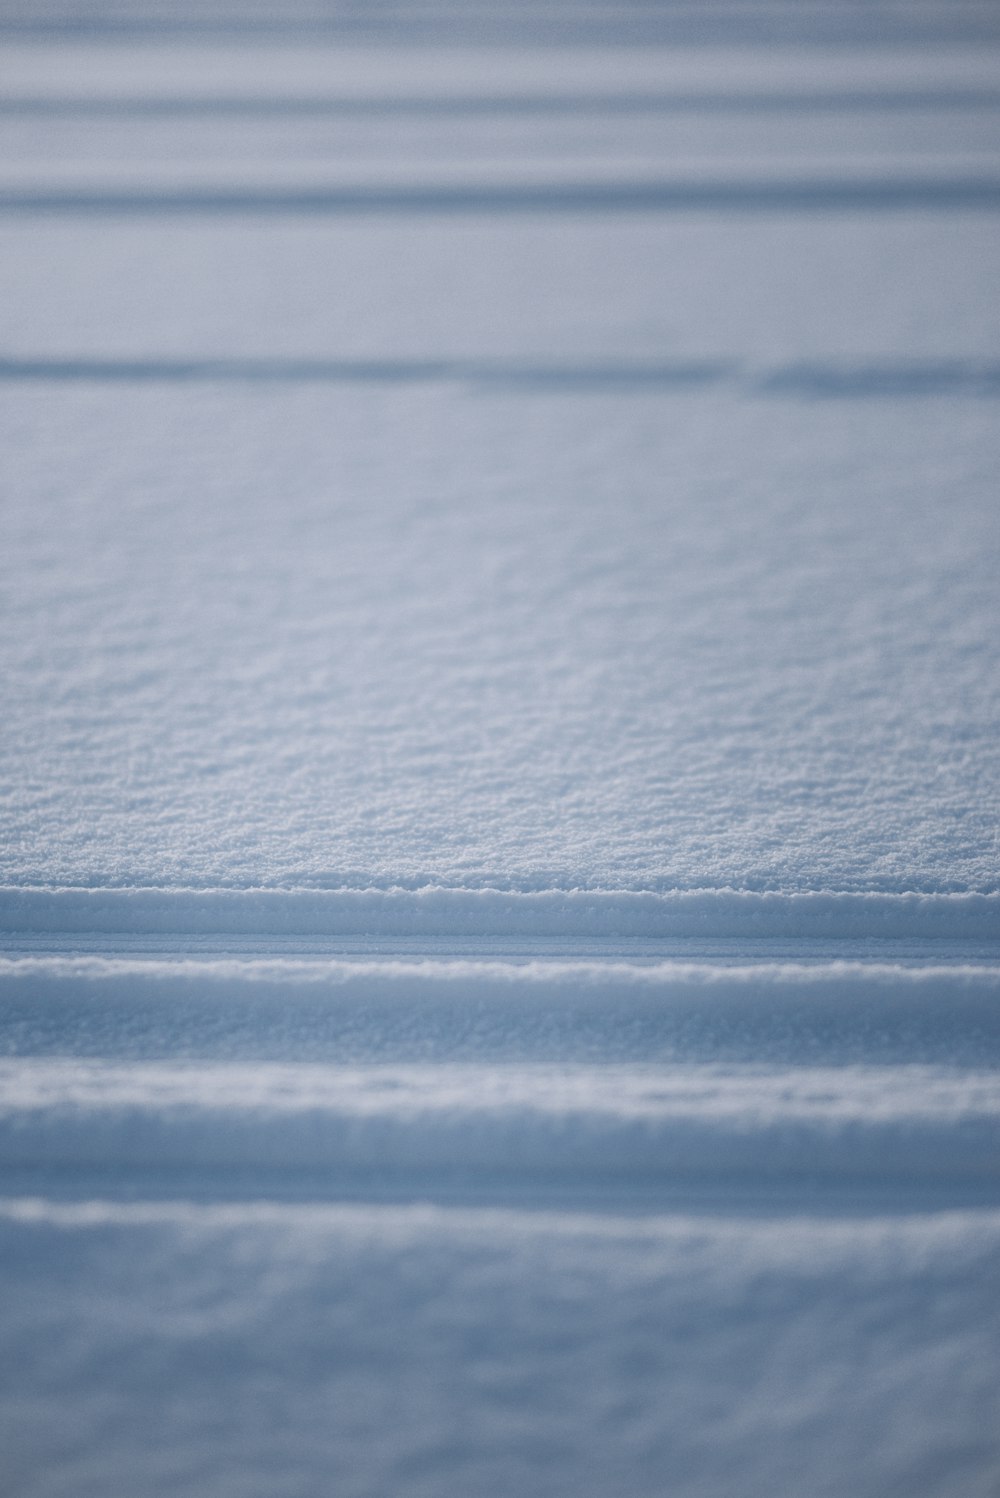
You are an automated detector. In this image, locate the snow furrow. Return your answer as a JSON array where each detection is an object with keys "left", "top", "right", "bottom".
[
  {"left": 1, "top": 1058, "right": 996, "bottom": 1193},
  {"left": 2, "top": 954, "right": 997, "bottom": 1067},
  {"left": 3, "top": 886, "right": 998, "bottom": 940}
]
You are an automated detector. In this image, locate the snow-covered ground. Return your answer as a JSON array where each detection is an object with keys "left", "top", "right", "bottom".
[{"left": 1, "top": 3, "right": 999, "bottom": 1494}]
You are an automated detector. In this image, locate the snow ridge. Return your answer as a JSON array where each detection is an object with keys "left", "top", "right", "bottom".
[
  {"left": 1, "top": 1058, "right": 996, "bottom": 1195},
  {"left": 2, "top": 886, "right": 998, "bottom": 940}
]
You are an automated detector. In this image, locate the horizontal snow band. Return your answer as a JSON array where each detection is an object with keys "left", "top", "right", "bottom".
[
  {"left": 2, "top": 887, "right": 999, "bottom": 940},
  {"left": 3, "top": 1199, "right": 998, "bottom": 1498},
  {"left": 1, "top": 1059, "right": 997, "bottom": 1186},
  {"left": 6, "top": 90, "right": 1000, "bottom": 117},
  {"left": 2, "top": 959, "right": 999, "bottom": 1065},
  {"left": 3, "top": 359, "right": 1000, "bottom": 398},
  {"left": 3, "top": 177, "right": 1000, "bottom": 213}
]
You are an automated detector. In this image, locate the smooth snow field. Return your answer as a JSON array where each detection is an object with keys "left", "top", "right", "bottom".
[{"left": 1, "top": 3, "right": 1000, "bottom": 1495}]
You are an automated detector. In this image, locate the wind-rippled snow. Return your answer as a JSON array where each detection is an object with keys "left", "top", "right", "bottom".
[{"left": 1, "top": 3, "right": 999, "bottom": 1495}]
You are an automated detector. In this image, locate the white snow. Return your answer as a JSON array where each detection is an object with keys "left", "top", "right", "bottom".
[
  {"left": 3, "top": 1198, "right": 1000, "bottom": 1498},
  {"left": 1, "top": 3, "right": 999, "bottom": 1494},
  {"left": 2, "top": 887, "right": 999, "bottom": 936},
  {"left": 3, "top": 1055, "right": 998, "bottom": 1194},
  {"left": 3, "top": 385, "right": 998, "bottom": 892}
]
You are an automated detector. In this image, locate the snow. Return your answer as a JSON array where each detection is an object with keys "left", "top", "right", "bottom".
[
  {"left": 3, "top": 386, "right": 998, "bottom": 892},
  {"left": 3, "top": 1200, "right": 1000, "bottom": 1498},
  {"left": 3, "top": 1054, "right": 999, "bottom": 1196},
  {"left": 2, "top": 887, "right": 1000, "bottom": 937},
  {"left": 1, "top": 3, "right": 999, "bottom": 1494}
]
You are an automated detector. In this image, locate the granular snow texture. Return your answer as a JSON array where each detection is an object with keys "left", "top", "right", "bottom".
[{"left": 1, "top": 4, "right": 999, "bottom": 1496}]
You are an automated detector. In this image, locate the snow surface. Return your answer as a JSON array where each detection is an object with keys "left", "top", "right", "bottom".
[
  {"left": 1, "top": 3, "right": 1000, "bottom": 1495},
  {"left": 4, "top": 380, "right": 999, "bottom": 892},
  {"left": 4, "top": 1199, "right": 999, "bottom": 1498}
]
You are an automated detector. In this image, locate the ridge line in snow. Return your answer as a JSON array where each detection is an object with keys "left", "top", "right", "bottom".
[
  {"left": 2, "top": 886, "right": 997, "bottom": 940},
  {"left": 2, "top": 174, "right": 1000, "bottom": 214},
  {"left": 1, "top": 1057, "right": 997, "bottom": 1194},
  {"left": 2, "top": 955, "right": 999, "bottom": 984}
]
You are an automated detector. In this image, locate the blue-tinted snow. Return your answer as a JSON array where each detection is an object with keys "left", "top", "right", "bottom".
[
  {"left": 3, "top": 382, "right": 998, "bottom": 891},
  {"left": 1, "top": 6, "right": 999, "bottom": 1496},
  {"left": 4, "top": 1199, "right": 999, "bottom": 1498}
]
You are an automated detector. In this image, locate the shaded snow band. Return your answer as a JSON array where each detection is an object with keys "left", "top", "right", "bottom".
[
  {"left": 3, "top": 357, "right": 1000, "bottom": 398},
  {"left": 2, "top": 887, "right": 997, "bottom": 940},
  {"left": 3, "top": 177, "right": 1000, "bottom": 214},
  {"left": 1, "top": 1056, "right": 997, "bottom": 1207}
]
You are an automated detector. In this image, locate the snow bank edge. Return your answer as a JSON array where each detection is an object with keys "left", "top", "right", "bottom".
[{"left": 2, "top": 887, "right": 998, "bottom": 940}]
